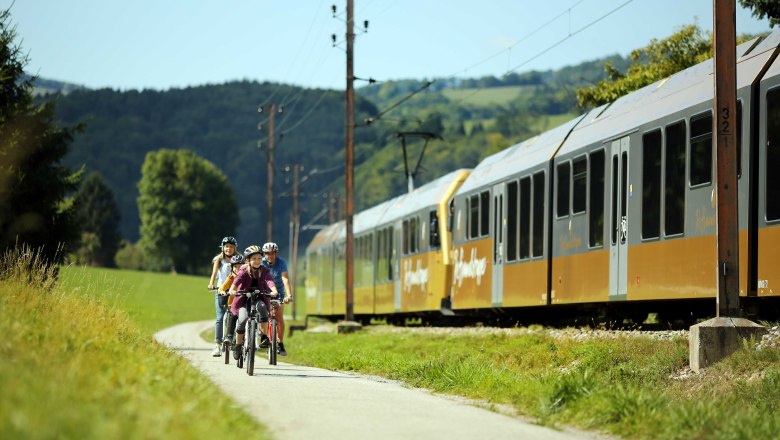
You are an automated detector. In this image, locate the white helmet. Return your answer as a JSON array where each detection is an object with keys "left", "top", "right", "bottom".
[{"left": 262, "top": 242, "right": 279, "bottom": 253}]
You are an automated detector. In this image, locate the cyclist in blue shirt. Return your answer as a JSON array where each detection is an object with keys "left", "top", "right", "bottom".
[{"left": 261, "top": 242, "right": 292, "bottom": 356}]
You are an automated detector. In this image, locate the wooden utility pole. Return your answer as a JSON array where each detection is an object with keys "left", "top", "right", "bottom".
[
  {"left": 328, "top": 191, "right": 336, "bottom": 224},
  {"left": 291, "top": 164, "right": 300, "bottom": 320},
  {"left": 260, "top": 103, "right": 278, "bottom": 241},
  {"left": 713, "top": 0, "right": 739, "bottom": 317},
  {"left": 345, "top": 0, "right": 355, "bottom": 322}
]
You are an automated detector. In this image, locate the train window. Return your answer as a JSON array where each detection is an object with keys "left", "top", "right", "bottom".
[
  {"left": 767, "top": 88, "right": 780, "bottom": 221},
  {"left": 642, "top": 130, "right": 662, "bottom": 240},
  {"left": 611, "top": 155, "right": 618, "bottom": 245},
  {"left": 557, "top": 161, "right": 571, "bottom": 218},
  {"left": 519, "top": 177, "right": 531, "bottom": 259},
  {"left": 572, "top": 157, "right": 587, "bottom": 214},
  {"left": 737, "top": 100, "right": 743, "bottom": 179},
  {"left": 589, "top": 150, "right": 605, "bottom": 247},
  {"left": 429, "top": 210, "right": 440, "bottom": 248},
  {"left": 410, "top": 217, "right": 418, "bottom": 254},
  {"left": 448, "top": 199, "right": 454, "bottom": 232},
  {"left": 507, "top": 181, "right": 518, "bottom": 261},
  {"left": 402, "top": 220, "right": 409, "bottom": 255},
  {"left": 469, "top": 195, "right": 479, "bottom": 239},
  {"left": 690, "top": 112, "right": 713, "bottom": 186},
  {"left": 532, "top": 172, "right": 545, "bottom": 257},
  {"left": 480, "top": 191, "right": 490, "bottom": 237},
  {"left": 665, "top": 121, "right": 686, "bottom": 236},
  {"left": 387, "top": 227, "right": 394, "bottom": 281}
]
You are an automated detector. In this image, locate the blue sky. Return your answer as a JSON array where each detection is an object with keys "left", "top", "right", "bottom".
[{"left": 3, "top": 0, "right": 773, "bottom": 91}]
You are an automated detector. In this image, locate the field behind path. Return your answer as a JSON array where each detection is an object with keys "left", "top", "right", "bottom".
[
  {"left": 58, "top": 265, "right": 214, "bottom": 332},
  {"left": 0, "top": 256, "right": 268, "bottom": 439},
  {"left": 284, "top": 324, "right": 780, "bottom": 440}
]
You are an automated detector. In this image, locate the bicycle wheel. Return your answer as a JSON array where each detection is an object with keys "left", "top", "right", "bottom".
[
  {"left": 246, "top": 320, "right": 256, "bottom": 376},
  {"left": 269, "top": 318, "right": 278, "bottom": 366},
  {"left": 222, "top": 312, "right": 231, "bottom": 364}
]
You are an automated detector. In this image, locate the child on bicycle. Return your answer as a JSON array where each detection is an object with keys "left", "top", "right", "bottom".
[
  {"left": 207, "top": 236, "right": 238, "bottom": 357},
  {"left": 229, "top": 245, "right": 278, "bottom": 360},
  {"left": 261, "top": 242, "right": 292, "bottom": 355},
  {"left": 219, "top": 253, "right": 245, "bottom": 344}
]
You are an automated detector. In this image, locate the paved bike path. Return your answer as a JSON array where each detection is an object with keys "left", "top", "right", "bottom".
[{"left": 154, "top": 321, "right": 603, "bottom": 440}]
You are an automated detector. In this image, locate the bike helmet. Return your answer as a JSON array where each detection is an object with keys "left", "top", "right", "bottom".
[
  {"left": 230, "top": 254, "right": 245, "bottom": 265},
  {"left": 220, "top": 236, "right": 237, "bottom": 247},
  {"left": 262, "top": 242, "right": 279, "bottom": 253},
  {"left": 243, "top": 245, "right": 262, "bottom": 259}
]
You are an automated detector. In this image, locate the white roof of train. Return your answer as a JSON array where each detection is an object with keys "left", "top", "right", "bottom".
[
  {"left": 307, "top": 169, "right": 469, "bottom": 250},
  {"left": 456, "top": 114, "right": 588, "bottom": 195},
  {"left": 559, "top": 32, "right": 780, "bottom": 156}
]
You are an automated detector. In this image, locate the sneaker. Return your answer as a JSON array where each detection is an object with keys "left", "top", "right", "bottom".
[
  {"left": 212, "top": 344, "right": 221, "bottom": 357},
  {"left": 259, "top": 334, "right": 270, "bottom": 349},
  {"left": 233, "top": 343, "right": 242, "bottom": 360},
  {"left": 278, "top": 342, "right": 287, "bottom": 356}
]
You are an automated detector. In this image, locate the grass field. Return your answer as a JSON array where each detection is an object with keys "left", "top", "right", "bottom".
[
  {"left": 58, "top": 265, "right": 214, "bottom": 333},
  {"left": 441, "top": 85, "right": 530, "bottom": 106},
  {"left": 285, "top": 326, "right": 780, "bottom": 439},
  {"left": 0, "top": 250, "right": 269, "bottom": 439}
]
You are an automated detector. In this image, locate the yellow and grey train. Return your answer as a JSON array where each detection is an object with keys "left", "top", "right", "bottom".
[{"left": 304, "top": 31, "right": 780, "bottom": 324}]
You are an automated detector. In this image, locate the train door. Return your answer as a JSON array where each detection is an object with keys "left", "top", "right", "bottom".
[
  {"left": 393, "top": 219, "right": 402, "bottom": 312},
  {"left": 492, "top": 183, "right": 505, "bottom": 306},
  {"left": 609, "top": 137, "right": 630, "bottom": 299}
]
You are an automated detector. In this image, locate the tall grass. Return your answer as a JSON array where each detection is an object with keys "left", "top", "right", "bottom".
[
  {"left": 286, "top": 328, "right": 780, "bottom": 439},
  {"left": 0, "top": 246, "right": 269, "bottom": 439}
]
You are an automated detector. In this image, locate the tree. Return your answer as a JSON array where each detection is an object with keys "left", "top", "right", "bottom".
[
  {"left": 0, "top": 9, "right": 80, "bottom": 262},
  {"left": 73, "top": 172, "right": 121, "bottom": 266},
  {"left": 740, "top": 0, "right": 780, "bottom": 27},
  {"left": 114, "top": 240, "right": 144, "bottom": 270},
  {"left": 137, "top": 149, "right": 238, "bottom": 274},
  {"left": 576, "top": 25, "right": 712, "bottom": 108}
]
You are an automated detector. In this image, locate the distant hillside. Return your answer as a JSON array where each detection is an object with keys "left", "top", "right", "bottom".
[
  {"left": 46, "top": 55, "right": 627, "bottom": 253},
  {"left": 51, "top": 81, "right": 380, "bottom": 250},
  {"left": 28, "top": 75, "right": 89, "bottom": 96}
]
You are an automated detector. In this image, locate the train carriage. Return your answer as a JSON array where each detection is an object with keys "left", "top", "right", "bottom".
[
  {"left": 305, "top": 170, "right": 470, "bottom": 321},
  {"left": 758, "top": 41, "right": 780, "bottom": 301},
  {"left": 305, "top": 30, "right": 780, "bottom": 324},
  {"left": 450, "top": 116, "right": 586, "bottom": 310}
]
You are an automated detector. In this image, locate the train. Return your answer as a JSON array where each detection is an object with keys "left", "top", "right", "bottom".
[{"left": 303, "top": 30, "right": 780, "bottom": 326}]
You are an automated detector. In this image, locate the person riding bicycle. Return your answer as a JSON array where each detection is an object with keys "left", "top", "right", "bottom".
[
  {"left": 207, "top": 236, "right": 238, "bottom": 357},
  {"left": 219, "top": 253, "right": 245, "bottom": 343},
  {"left": 261, "top": 242, "right": 292, "bottom": 356},
  {"left": 229, "top": 245, "right": 278, "bottom": 360}
]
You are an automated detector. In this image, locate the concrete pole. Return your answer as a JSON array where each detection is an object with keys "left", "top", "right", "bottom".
[{"left": 292, "top": 164, "right": 300, "bottom": 320}]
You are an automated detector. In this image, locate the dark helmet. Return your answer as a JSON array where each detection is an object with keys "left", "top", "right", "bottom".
[
  {"left": 220, "top": 236, "right": 237, "bottom": 247},
  {"left": 243, "top": 245, "right": 262, "bottom": 259},
  {"left": 230, "top": 254, "right": 245, "bottom": 265}
]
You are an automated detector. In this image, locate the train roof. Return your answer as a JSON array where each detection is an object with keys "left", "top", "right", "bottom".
[
  {"left": 762, "top": 32, "right": 780, "bottom": 78},
  {"left": 456, "top": 114, "right": 587, "bottom": 195},
  {"left": 558, "top": 31, "right": 780, "bottom": 157},
  {"left": 306, "top": 169, "right": 470, "bottom": 251}
]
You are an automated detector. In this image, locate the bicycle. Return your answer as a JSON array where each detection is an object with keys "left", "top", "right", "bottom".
[
  {"left": 221, "top": 298, "right": 234, "bottom": 365},
  {"left": 234, "top": 289, "right": 264, "bottom": 376},
  {"left": 261, "top": 292, "right": 282, "bottom": 366}
]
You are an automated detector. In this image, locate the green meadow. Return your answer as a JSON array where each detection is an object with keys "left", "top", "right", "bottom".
[
  {"left": 286, "top": 327, "right": 780, "bottom": 439},
  {"left": 0, "top": 250, "right": 268, "bottom": 439}
]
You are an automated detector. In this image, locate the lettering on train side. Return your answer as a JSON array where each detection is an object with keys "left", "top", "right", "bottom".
[
  {"left": 403, "top": 259, "right": 429, "bottom": 293},
  {"left": 559, "top": 232, "right": 582, "bottom": 251},
  {"left": 695, "top": 207, "right": 715, "bottom": 233},
  {"left": 454, "top": 247, "right": 487, "bottom": 287}
]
